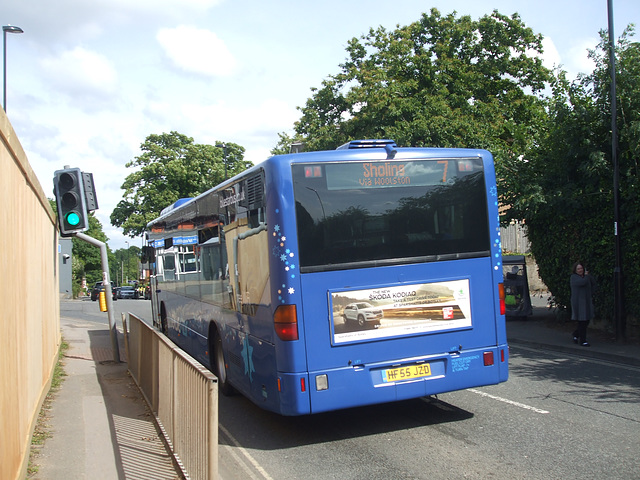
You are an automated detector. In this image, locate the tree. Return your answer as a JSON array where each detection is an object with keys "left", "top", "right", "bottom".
[
  {"left": 112, "top": 245, "right": 141, "bottom": 285},
  {"left": 513, "top": 26, "right": 640, "bottom": 330},
  {"left": 111, "top": 132, "right": 251, "bottom": 237},
  {"left": 271, "top": 132, "right": 306, "bottom": 155},
  {"left": 285, "top": 8, "right": 552, "bottom": 199}
]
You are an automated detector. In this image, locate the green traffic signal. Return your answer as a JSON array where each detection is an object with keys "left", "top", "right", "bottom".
[
  {"left": 66, "top": 212, "right": 81, "bottom": 226},
  {"left": 54, "top": 167, "right": 89, "bottom": 236}
]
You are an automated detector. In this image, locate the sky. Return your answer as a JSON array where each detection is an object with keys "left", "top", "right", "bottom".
[{"left": 3, "top": 0, "right": 639, "bottom": 251}]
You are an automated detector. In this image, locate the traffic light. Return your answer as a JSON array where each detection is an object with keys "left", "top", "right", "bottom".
[
  {"left": 82, "top": 172, "right": 99, "bottom": 211},
  {"left": 53, "top": 167, "right": 89, "bottom": 236}
]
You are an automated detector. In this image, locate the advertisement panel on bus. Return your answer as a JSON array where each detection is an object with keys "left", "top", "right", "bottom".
[{"left": 330, "top": 279, "right": 472, "bottom": 344}]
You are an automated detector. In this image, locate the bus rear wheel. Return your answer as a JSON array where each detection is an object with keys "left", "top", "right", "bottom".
[{"left": 212, "top": 331, "right": 235, "bottom": 396}]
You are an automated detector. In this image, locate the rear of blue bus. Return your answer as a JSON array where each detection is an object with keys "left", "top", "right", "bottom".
[{"left": 267, "top": 143, "right": 508, "bottom": 415}]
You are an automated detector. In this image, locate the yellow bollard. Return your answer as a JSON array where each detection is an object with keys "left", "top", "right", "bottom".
[{"left": 99, "top": 290, "right": 107, "bottom": 312}]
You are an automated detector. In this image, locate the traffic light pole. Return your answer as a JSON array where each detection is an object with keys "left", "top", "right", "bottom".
[{"left": 76, "top": 232, "right": 120, "bottom": 363}]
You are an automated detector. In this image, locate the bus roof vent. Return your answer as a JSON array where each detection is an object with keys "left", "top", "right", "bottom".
[
  {"left": 160, "top": 197, "right": 193, "bottom": 216},
  {"left": 336, "top": 139, "right": 397, "bottom": 159}
]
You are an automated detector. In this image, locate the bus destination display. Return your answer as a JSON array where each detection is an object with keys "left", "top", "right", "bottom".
[{"left": 325, "top": 159, "right": 478, "bottom": 190}]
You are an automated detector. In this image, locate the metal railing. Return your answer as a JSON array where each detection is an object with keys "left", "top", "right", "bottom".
[{"left": 125, "top": 313, "right": 218, "bottom": 480}]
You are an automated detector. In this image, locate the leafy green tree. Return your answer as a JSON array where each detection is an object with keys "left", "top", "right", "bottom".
[
  {"left": 514, "top": 26, "right": 640, "bottom": 331},
  {"left": 111, "top": 131, "right": 251, "bottom": 237},
  {"left": 112, "top": 245, "right": 141, "bottom": 285},
  {"left": 285, "top": 8, "right": 552, "bottom": 199},
  {"left": 71, "top": 254, "right": 85, "bottom": 297},
  {"left": 271, "top": 132, "right": 306, "bottom": 155}
]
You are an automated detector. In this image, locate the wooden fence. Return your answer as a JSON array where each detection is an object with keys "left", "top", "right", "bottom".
[
  {"left": 0, "top": 110, "right": 61, "bottom": 480},
  {"left": 501, "top": 222, "right": 530, "bottom": 254}
]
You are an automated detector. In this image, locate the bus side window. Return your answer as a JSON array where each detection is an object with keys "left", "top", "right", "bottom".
[
  {"left": 163, "top": 254, "right": 176, "bottom": 281},
  {"left": 179, "top": 247, "right": 197, "bottom": 273},
  {"left": 201, "top": 245, "right": 217, "bottom": 280},
  {"left": 201, "top": 244, "right": 226, "bottom": 281}
]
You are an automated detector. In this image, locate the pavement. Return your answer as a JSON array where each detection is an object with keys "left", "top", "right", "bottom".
[
  {"left": 507, "top": 293, "right": 640, "bottom": 367},
  {"left": 28, "top": 296, "right": 639, "bottom": 479},
  {"left": 29, "top": 309, "right": 183, "bottom": 480}
]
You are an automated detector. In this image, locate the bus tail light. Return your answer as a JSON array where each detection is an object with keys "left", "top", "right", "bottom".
[
  {"left": 274, "top": 304, "right": 298, "bottom": 341},
  {"left": 498, "top": 282, "right": 506, "bottom": 315},
  {"left": 483, "top": 351, "right": 494, "bottom": 366}
]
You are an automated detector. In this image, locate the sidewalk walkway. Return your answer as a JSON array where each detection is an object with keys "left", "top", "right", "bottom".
[
  {"left": 30, "top": 315, "right": 182, "bottom": 480},
  {"left": 507, "top": 295, "right": 640, "bottom": 367}
]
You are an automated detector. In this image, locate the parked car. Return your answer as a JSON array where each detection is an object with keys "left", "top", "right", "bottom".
[
  {"left": 342, "top": 302, "right": 383, "bottom": 328},
  {"left": 118, "top": 285, "right": 138, "bottom": 299},
  {"left": 91, "top": 281, "right": 117, "bottom": 301}
]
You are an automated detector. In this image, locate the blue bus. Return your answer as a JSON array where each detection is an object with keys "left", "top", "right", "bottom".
[{"left": 147, "top": 139, "right": 508, "bottom": 415}]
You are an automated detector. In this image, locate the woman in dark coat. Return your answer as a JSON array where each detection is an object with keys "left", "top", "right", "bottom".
[{"left": 570, "top": 262, "right": 597, "bottom": 346}]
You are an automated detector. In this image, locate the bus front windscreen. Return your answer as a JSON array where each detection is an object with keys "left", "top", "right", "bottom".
[{"left": 293, "top": 158, "right": 491, "bottom": 272}]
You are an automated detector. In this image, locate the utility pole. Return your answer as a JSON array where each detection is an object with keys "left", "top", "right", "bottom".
[{"left": 608, "top": 0, "right": 625, "bottom": 341}]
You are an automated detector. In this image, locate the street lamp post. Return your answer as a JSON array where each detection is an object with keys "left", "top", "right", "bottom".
[
  {"left": 3, "top": 25, "right": 24, "bottom": 112},
  {"left": 607, "top": 0, "right": 625, "bottom": 341},
  {"left": 125, "top": 241, "right": 130, "bottom": 284}
]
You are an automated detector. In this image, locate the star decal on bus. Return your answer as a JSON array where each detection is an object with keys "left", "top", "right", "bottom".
[{"left": 240, "top": 335, "right": 255, "bottom": 381}]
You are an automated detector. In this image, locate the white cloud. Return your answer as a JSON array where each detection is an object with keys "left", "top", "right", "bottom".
[
  {"left": 156, "top": 25, "right": 237, "bottom": 77},
  {"left": 566, "top": 38, "right": 598, "bottom": 77},
  {"left": 526, "top": 35, "right": 596, "bottom": 80},
  {"left": 178, "top": 98, "right": 299, "bottom": 155},
  {"left": 187, "top": 98, "right": 297, "bottom": 132},
  {"left": 540, "top": 37, "right": 561, "bottom": 70},
  {"left": 40, "top": 47, "right": 118, "bottom": 97}
]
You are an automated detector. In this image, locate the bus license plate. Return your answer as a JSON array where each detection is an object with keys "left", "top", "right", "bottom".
[{"left": 382, "top": 363, "right": 432, "bottom": 383}]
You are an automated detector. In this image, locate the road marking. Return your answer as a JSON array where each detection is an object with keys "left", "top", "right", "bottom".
[
  {"left": 219, "top": 443, "right": 262, "bottom": 480},
  {"left": 219, "top": 424, "right": 274, "bottom": 480},
  {"left": 469, "top": 388, "right": 550, "bottom": 414}
]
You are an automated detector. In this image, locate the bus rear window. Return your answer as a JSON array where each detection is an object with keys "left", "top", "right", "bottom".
[{"left": 292, "top": 158, "right": 491, "bottom": 272}]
